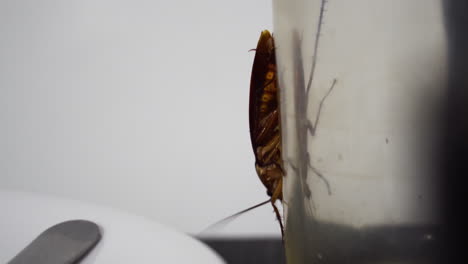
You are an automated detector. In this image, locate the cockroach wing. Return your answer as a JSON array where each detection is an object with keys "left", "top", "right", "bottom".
[{"left": 249, "top": 30, "right": 278, "bottom": 153}]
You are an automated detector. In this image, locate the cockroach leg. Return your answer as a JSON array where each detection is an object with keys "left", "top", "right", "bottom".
[
  {"left": 255, "top": 110, "right": 279, "bottom": 143},
  {"left": 285, "top": 159, "right": 312, "bottom": 200},
  {"left": 286, "top": 159, "right": 299, "bottom": 173},
  {"left": 271, "top": 178, "right": 283, "bottom": 202},
  {"left": 258, "top": 134, "right": 281, "bottom": 163},
  {"left": 272, "top": 202, "right": 284, "bottom": 238},
  {"left": 307, "top": 78, "right": 337, "bottom": 136},
  {"left": 270, "top": 181, "right": 284, "bottom": 237},
  {"left": 307, "top": 152, "right": 332, "bottom": 195}
]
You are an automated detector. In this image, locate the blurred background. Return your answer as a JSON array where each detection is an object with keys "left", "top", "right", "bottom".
[{"left": 0, "top": 0, "right": 282, "bottom": 239}]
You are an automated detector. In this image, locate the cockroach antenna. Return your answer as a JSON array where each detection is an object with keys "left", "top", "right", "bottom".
[{"left": 200, "top": 199, "right": 271, "bottom": 234}]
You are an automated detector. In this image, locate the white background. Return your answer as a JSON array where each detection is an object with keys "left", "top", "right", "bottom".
[{"left": 0, "top": 0, "right": 279, "bottom": 236}]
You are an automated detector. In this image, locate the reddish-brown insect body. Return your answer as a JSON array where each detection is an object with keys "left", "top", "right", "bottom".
[{"left": 249, "top": 30, "right": 284, "bottom": 236}]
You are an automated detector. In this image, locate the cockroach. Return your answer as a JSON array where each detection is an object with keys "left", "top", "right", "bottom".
[
  {"left": 202, "top": 24, "right": 338, "bottom": 240},
  {"left": 249, "top": 30, "right": 285, "bottom": 237},
  {"left": 201, "top": 31, "right": 284, "bottom": 237},
  {"left": 202, "top": 29, "right": 336, "bottom": 238},
  {"left": 247, "top": 29, "right": 336, "bottom": 237}
]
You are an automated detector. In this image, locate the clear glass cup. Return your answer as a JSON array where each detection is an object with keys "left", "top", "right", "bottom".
[{"left": 272, "top": 0, "right": 446, "bottom": 263}]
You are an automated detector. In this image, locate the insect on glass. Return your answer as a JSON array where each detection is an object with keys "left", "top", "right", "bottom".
[
  {"left": 249, "top": 30, "right": 285, "bottom": 237},
  {"left": 200, "top": 30, "right": 285, "bottom": 237}
]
